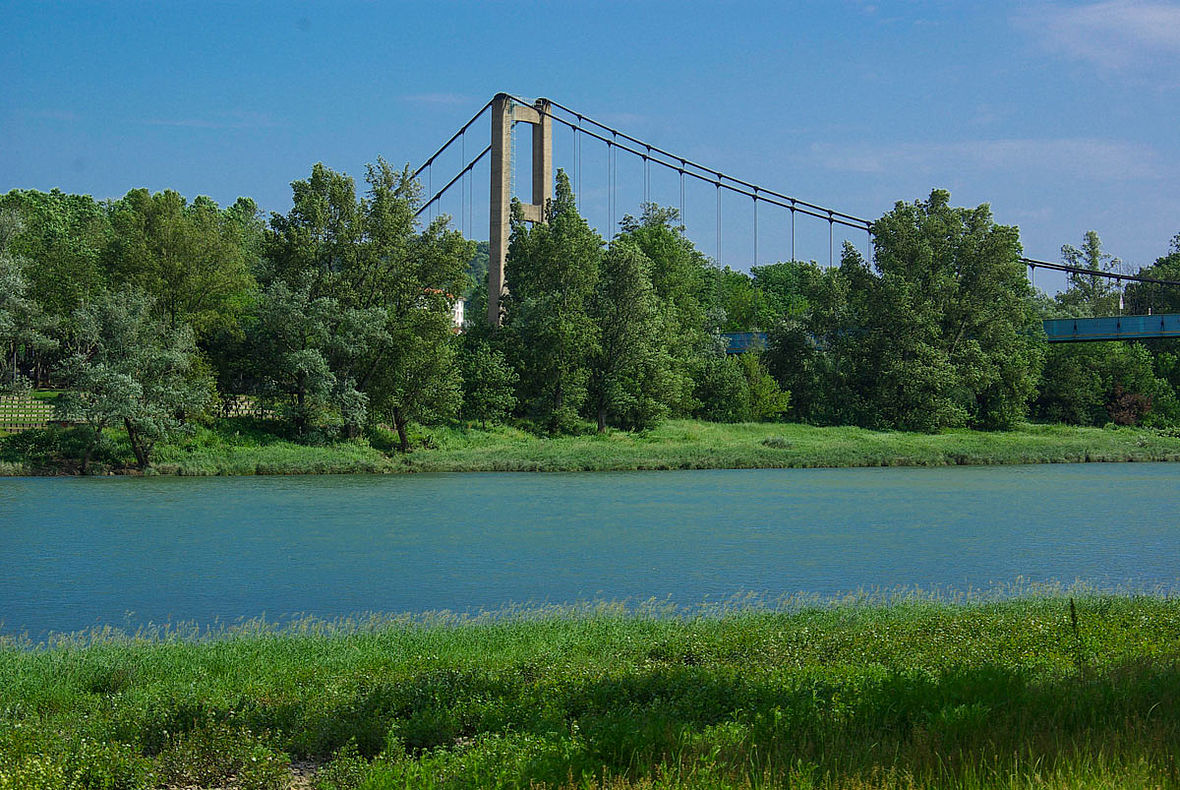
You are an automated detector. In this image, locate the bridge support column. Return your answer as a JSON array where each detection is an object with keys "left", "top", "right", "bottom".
[{"left": 488, "top": 94, "right": 552, "bottom": 327}]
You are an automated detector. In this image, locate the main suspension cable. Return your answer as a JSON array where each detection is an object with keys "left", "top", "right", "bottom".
[
  {"left": 412, "top": 98, "right": 495, "bottom": 178},
  {"left": 414, "top": 144, "right": 493, "bottom": 219},
  {"left": 503, "top": 94, "right": 870, "bottom": 232},
  {"left": 526, "top": 95, "right": 871, "bottom": 227}
]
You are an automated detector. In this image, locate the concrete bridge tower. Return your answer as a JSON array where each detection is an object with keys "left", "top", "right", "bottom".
[{"left": 488, "top": 94, "right": 552, "bottom": 326}]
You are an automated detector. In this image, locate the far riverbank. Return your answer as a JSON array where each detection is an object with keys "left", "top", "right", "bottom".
[{"left": 4, "top": 418, "right": 1180, "bottom": 476}]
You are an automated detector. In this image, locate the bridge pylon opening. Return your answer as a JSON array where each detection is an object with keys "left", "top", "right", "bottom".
[{"left": 489, "top": 93, "right": 552, "bottom": 326}]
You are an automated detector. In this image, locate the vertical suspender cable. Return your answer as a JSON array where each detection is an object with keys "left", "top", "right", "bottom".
[
  {"left": 828, "top": 212, "right": 834, "bottom": 268},
  {"left": 790, "top": 205, "right": 796, "bottom": 262},
  {"left": 610, "top": 132, "right": 618, "bottom": 235},
  {"left": 716, "top": 183, "right": 722, "bottom": 266},
  {"left": 608, "top": 139, "right": 618, "bottom": 233},
  {"left": 643, "top": 146, "right": 651, "bottom": 207},
  {"left": 679, "top": 163, "right": 686, "bottom": 227},
  {"left": 576, "top": 115, "right": 583, "bottom": 210},
  {"left": 753, "top": 190, "right": 758, "bottom": 267},
  {"left": 461, "top": 131, "right": 466, "bottom": 236}
]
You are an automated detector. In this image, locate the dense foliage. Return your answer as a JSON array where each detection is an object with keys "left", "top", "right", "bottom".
[{"left": 4, "top": 169, "right": 1179, "bottom": 469}]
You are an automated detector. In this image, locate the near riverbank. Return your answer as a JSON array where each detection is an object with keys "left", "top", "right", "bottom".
[
  {"left": 2, "top": 594, "right": 1178, "bottom": 789},
  {"left": 4, "top": 418, "right": 1180, "bottom": 476}
]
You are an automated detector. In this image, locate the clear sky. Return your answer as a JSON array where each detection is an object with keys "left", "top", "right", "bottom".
[{"left": 4, "top": 1, "right": 1178, "bottom": 289}]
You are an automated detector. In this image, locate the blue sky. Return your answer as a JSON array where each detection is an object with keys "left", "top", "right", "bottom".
[{"left": 4, "top": 1, "right": 1179, "bottom": 289}]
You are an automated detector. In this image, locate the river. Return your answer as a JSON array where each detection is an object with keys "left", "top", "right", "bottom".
[{"left": 1, "top": 464, "right": 1177, "bottom": 637}]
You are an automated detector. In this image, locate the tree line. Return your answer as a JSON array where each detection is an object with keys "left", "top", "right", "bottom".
[{"left": 3, "top": 165, "right": 1180, "bottom": 469}]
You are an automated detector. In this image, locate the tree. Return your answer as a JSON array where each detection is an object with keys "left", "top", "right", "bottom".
[
  {"left": 0, "top": 189, "right": 109, "bottom": 385},
  {"left": 56, "top": 291, "right": 211, "bottom": 471},
  {"left": 769, "top": 191, "right": 1043, "bottom": 431},
  {"left": 0, "top": 212, "right": 55, "bottom": 389},
  {"left": 1125, "top": 233, "right": 1180, "bottom": 315},
  {"left": 616, "top": 205, "right": 711, "bottom": 416},
  {"left": 460, "top": 342, "right": 518, "bottom": 427},
  {"left": 1055, "top": 231, "right": 1122, "bottom": 317},
  {"left": 751, "top": 260, "right": 812, "bottom": 327},
  {"left": 264, "top": 159, "right": 472, "bottom": 448},
  {"left": 503, "top": 170, "right": 602, "bottom": 432},
  {"left": 588, "top": 239, "right": 673, "bottom": 432},
  {"left": 737, "top": 352, "right": 790, "bottom": 421},
  {"left": 693, "top": 351, "right": 752, "bottom": 423},
  {"left": 1033, "top": 342, "right": 1170, "bottom": 426},
  {"left": 701, "top": 265, "right": 767, "bottom": 331},
  {"left": 249, "top": 281, "right": 341, "bottom": 437},
  {"left": 104, "top": 189, "right": 258, "bottom": 339}
]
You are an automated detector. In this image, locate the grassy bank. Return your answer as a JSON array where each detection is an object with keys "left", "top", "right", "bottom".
[
  {"left": 2, "top": 595, "right": 1178, "bottom": 788},
  {"left": 4, "top": 416, "right": 1180, "bottom": 475}
]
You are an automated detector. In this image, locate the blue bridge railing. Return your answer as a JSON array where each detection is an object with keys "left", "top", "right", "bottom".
[{"left": 724, "top": 314, "right": 1180, "bottom": 353}]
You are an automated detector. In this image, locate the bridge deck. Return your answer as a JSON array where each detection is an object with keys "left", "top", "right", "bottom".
[
  {"left": 723, "top": 314, "right": 1180, "bottom": 353},
  {"left": 1042, "top": 314, "right": 1180, "bottom": 342}
]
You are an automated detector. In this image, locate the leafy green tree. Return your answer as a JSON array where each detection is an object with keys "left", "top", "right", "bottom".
[
  {"left": 0, "top": 212, "right": 55, "bottom": 389},
  {"left": 616, "top": 205, "right": 711, "bottom": 416},
  {"left": 874, "top": 191, "right": 1043, "bottom": 429},
  {"left": 264, "top": 159, "right": 472, "bottom": 447},
  {"left": 737, "top": 352, "right": 790, "bottom": 421},
  {"left": 701, "top": 265, "right": 768, "bottom": 332},
  {"left": 1125, "top": 233, "right": 1180, "bottom": 315},
  {"left": 249, "top": 281, "right": 342, "bottom": 437},
  {"left": 693, "top": 351, "right": 752, "bottom": 423},
  {"left": 764, "top": 315, "right": 826, "bottom": 423},
  {"left": 1033, "top": 342, "right": 1171, "bottom": 426},
  {"left": 0, "top": 189, "right": 109, "bottom": 320},
  {"left": 1054, "top": 231, "right": 1122, "bottom": 317},
  {"left": 0, "top": 189, "right": 109, "bottom": 384},
  {"left": 587, "top": 239, "right": 673, "bottom": 432},
  {"left": 104, "top": 189, "right": 258, "bottom": 338},
  {"left": 503, "top": 170, "right": 602, "bottom": 432},
  {"left": 56, "top": 291, "right": 211, "bottom": 471},
  {"left": 750, "top": 260, "right": 813, "bottom": 327},
  {"left": 460, "top": 342, "right": 518, "bottom": 427},
  {"left": 768, "top": 192, "right": 1042, "bottom": 431}
]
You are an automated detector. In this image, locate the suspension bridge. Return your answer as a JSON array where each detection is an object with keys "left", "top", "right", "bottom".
[{"left": 411, "top": 93, "right": 1180, "bottom": 343}]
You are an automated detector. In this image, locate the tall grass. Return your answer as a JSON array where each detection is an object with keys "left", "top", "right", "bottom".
[
  {"left": 1, "top": 594, "right": 1178, "bottom": 788},
  {"left": 4, "top": 418, "right": 1180, "bottom": 476}
]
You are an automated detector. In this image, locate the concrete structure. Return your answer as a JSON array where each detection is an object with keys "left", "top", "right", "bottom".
[{"left": 488, "top": 94, "right": 552, "bottom": 326}]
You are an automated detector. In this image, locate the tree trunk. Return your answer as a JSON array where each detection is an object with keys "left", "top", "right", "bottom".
[
  {"left": 393, "top": 408, "right": 410, "bottom": 453},
  {"left": 124, "top": 417, "right": 151, "bottom": 470},
  {"left": 597, "top": 404, "right": 607, "bottom": 433},
  {"left": 81, "top": 424, "right": 103, "bottom": 475}
]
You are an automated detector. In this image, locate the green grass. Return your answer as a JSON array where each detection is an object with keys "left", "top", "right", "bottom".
[
  {"left": 4, "top": 417, "right": 1180, "bottom": 476},
  {"left": 396, "top": 420, "right": 1180, "bottom": 473},
  {"left": 2, "top": 594, "right": 1178, "bottom": 788}
]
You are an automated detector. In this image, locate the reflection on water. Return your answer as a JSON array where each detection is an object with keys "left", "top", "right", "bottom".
[{"left": 1, "top": 464, "right": 1178, "bottom": 636}]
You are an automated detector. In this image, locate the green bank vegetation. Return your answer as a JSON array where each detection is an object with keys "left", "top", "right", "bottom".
[
  {"left": 3, "top": 168, "right": 1180, "bottom": 474},
  {"left": 1, "top": 594, "right": 1178, "bottom": 788},
  {"left": 5, "top": 417, "right": 1180, "bottom": 476}
]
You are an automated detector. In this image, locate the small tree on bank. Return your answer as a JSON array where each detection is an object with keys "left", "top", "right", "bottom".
[{"left": 57, "top": 291, "right": 211, "bottom": 472}]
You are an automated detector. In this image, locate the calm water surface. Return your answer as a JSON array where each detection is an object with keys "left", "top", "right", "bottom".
[{"left": 1, "top": 464, "right": 1178, "bottom": 636}]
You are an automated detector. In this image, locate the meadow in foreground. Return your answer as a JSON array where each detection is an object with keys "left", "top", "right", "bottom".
[{"left": 1, "top": 593, "right": 1178, "bottom": 788}]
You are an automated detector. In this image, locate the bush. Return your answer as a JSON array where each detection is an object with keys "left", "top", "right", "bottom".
[
  {"left": 153, "top": 722, "right": 289, "bottom": 790},
  {"left": 692, "top": 354, "right": 750, "bottom": 423}
]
